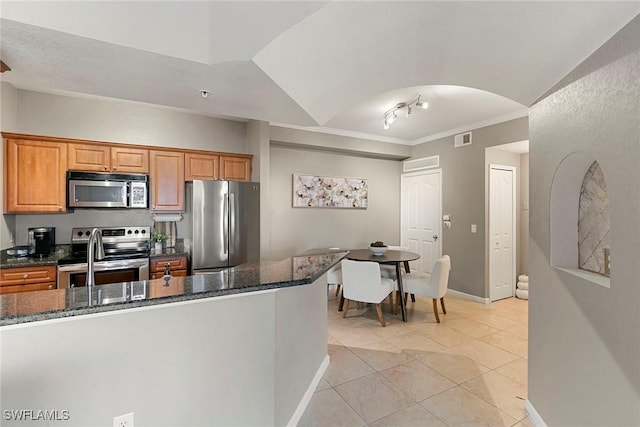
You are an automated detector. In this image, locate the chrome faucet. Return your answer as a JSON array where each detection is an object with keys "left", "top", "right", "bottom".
[{"left": 86, "top": 228, "right": 105, "bottom": 289}]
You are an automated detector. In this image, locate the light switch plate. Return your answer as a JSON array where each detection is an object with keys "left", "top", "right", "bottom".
[{"left": 471, "top": 224, "right": 477, "bottom": 233}]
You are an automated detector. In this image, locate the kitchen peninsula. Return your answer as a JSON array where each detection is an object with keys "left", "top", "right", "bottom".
[{"left": 0, "top": 251, "right": 346, "bottom": 427}]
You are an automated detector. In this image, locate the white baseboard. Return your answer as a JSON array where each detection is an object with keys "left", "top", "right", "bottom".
[
  {"left": 447, "top": 289, "right": 490, "bottom": 304},
  {"left": 525, "top": 400, "right": 548, "bottom": 427},
  {"left": 286, "top": 354, "right": 330, "bottom": 427}
]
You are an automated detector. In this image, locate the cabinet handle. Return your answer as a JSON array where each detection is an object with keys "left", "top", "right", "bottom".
[
  {"left": 58, "top": 206, "right": 63, "bottom": 212},
  {"left": 113, "top": 166, "right": 117, "bottom": 171},
  {"left": 23, "top": 274, "right": 29, "bottom": 279},
  {"left": 104, "top": 165, "right": 108, "bottom": 170},
  {"left": 48, "top": 284, "right": 53, "bottom": 289}
]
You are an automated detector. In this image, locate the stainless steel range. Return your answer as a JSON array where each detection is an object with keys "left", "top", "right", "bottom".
[{"left": 57, "top": 227, "right": 150, "bottom": 288}]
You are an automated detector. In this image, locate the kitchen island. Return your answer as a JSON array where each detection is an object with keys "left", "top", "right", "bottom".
[{"left": 0, "top": 251, "right": 346, "bottom": 427}]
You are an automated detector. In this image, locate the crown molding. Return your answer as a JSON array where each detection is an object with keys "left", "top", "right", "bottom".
[{"left": 410, "top": 109, "right": 530, "bottom": 146}]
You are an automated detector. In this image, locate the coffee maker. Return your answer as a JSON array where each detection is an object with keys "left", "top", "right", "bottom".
[{"left": 28, "top": 227, "right": 56, "bottom": 257}]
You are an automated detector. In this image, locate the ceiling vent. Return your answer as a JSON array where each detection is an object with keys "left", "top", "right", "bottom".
[
  {"left": 403, "top": 155, "right": 439, "bottom": 173},
  {"left": 454, "top": 131, "right": 472, "bottom": 148}
]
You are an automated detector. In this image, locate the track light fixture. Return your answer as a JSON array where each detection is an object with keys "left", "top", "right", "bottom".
[{"left": 383, "top": 94, "right": 428, "bottom": 129}]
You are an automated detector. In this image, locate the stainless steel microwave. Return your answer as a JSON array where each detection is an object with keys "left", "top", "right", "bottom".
[{"left": 67, "top": 171, "right": 148, "bottom": 209}]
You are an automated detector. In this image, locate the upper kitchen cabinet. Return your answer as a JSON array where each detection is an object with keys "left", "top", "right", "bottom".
[
  {"left": 4, "top": 136, "right": 68, "bottom": 213},
  {"left": 150, "top": 150, "right": 184, "bottom": 212},
  {"left": 68, "top": 142, "right": 149, "bottom": 173},
  {"left": 220, "top": 155, "right": 252, "bottom": 182},
  {"left": 185, "top": 152, "right": 219, "bottom": 181}
]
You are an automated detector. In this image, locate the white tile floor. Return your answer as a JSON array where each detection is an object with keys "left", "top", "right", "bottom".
[{"left": 299, "top": 290, "right": 531, "bottom": 427}]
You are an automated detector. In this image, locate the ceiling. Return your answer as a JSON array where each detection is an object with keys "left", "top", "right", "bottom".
[{"left": 1, "top": 2, "right": 637, "bottom": 145}]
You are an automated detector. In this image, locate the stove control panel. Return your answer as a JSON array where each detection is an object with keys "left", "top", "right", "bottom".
[{"left": 71, "top": 227, "right": 150, "bottom": 243}]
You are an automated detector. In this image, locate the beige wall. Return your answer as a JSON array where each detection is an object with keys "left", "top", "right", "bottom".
[
  {"left": 410, "top": 117, "right": 529, "bottom": 298},
  {"left": 0, "top": 82, "right": 18, "bottom": 249},
  {"left": 528, "top": 16, "right": 639, "bottom": 426},
  {"left": 269, "top": 145, "right": 402, "bottom": 260}
]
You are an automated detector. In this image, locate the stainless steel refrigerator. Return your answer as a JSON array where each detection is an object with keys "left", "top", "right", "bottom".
[{"left": 187, "top": 180, "right": 260, "bottom": 271}]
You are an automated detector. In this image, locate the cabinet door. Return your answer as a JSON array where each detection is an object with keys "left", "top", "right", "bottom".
[
  {"left": 149, "top": 150, "right": 184, "bottom": 211},
  {"left": 68, "top": 143, "right": 110, "bottom": 172},
  {"left": 4, "top": 139, "right": 67, "bottom": 213},
  {"left": 220, "top": 156, "right": 251, "bottom": 182},
  {"left": 112, "top": 147, "right": 149, "bottom": 173},
  {"left": 185, "top": 153, "right": 219, "bottom": 181}
]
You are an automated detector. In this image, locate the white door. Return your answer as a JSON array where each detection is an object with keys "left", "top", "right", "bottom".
[
  {"left": 401, "top": 170, "right": 442, "bottom": 275},
  {"left": 489, "top": 165, "right": 516, "bottom": 301}
]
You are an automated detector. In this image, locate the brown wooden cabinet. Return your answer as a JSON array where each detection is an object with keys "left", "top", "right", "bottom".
[
  {"left": 220, "top": 156, "right": 251, "bottom": 181},
  {"left": 0, "top": 265, "right": 57, "bottom": 294},
  {"left": 149, "top": 256, "right": 188, "bottom": 279},
  {"left": 4, "top": 137, "right": 68, "bottom": 213},
  {"left": 185, "top": 152, "right": 219, "bottom": 181},
  {"left": 68, "top": 142, "right": 148, "bottom": 173},
  {"left": 149, "top": 150, "right": 185, "bottom": 211}
]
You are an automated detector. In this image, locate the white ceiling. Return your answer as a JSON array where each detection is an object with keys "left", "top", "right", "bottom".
[{"left": 1, "top": 1, "right": 638, "bottom": 145}]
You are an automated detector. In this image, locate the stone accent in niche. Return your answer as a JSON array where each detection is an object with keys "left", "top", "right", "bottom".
[{"left": 578, "top": 161, "right": 610, "bottom": 276}]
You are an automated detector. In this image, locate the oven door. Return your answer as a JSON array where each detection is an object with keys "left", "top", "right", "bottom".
[
  {"left": 68, "top": 179, "right": 128, "bottom": 208},
  {"left": 57, "top": 259, "right": 150, "bottom": 288}
]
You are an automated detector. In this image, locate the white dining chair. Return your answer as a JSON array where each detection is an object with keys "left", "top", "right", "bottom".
[
  {"left": 341, "top": 259, "right": 396, "bottom": 327},
  {"left": 326, "top": 247, "right": 343, "bottom": 296},
  {"left": 401, "top": 255, "right": 451, "bottom": 323},
  {"left": 379, "top": 245, "right": 405, "bottom": 279},
  {"left": 326, "top": 264, "right": 342, "bottom": 297}
]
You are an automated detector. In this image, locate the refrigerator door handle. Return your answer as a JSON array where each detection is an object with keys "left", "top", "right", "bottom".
[
  {"left": 223, "top": 193, "right": 229, "bottom": 254},
  {"left": 229, "top": 192, "right": 236, "bottom": 255}
]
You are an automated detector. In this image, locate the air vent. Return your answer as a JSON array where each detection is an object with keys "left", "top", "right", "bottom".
[
  {"left": 403, "top": 155, "right": 439, "bottom": 173},
  {"left": 454, "top": 131, "right": 472, "bottom": 148}
]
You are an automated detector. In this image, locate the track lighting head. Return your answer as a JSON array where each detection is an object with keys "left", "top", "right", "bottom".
[{"left": 383, "top": 94, "right": 428, "bottom": 130}]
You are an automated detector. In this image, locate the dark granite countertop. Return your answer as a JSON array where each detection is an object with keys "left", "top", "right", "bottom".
[
  {"left": 0, "top": 245, "right": 71, "bottom": 268},
  {"left": 0, "top": 250, "right": 348, "bottom": 326}
]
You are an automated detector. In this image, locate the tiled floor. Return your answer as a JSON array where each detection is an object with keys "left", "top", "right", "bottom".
[{"left": 299, "top": 290, "right": 531, "bottom": 427}]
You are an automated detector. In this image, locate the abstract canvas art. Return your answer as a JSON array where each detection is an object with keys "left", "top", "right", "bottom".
[{"left": 292, "top": 174, "right": 368, "bottom": 209}]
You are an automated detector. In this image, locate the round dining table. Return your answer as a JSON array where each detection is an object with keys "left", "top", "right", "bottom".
[{"left": 344, "top": 249, "right": 420, "bottom": 322}]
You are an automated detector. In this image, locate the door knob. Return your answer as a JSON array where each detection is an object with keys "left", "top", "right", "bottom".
[{"left": 433, "top": 235, "right": 438, "bottom": 241}]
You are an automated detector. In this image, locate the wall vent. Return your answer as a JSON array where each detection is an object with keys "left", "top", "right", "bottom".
[
  {"left": 454, "top": 131, "right": 472, "bottom": 148},
  {"left": 403, "top": 155, "right": 439, "bottom": 173}
]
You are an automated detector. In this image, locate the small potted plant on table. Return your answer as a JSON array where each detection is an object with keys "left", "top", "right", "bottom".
[
  {"left": 152, "top": 232, "right": 168, "bottom": 252},
  {"left": 369, "top": 241, "right": 388, "bottom": 256}
]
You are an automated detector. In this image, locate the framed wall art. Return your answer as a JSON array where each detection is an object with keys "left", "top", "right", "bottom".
[{"left": 292, "top": 174, "right": 368, "bottom": 209}]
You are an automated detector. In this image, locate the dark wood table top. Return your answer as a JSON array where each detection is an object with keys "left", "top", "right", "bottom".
[{"left": 346, "top": 249, "right": 420, "bottom": 263}]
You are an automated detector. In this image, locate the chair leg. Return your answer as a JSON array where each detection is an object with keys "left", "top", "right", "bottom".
[
  {"left": 335, "top": 284, "right": 341, "bottom": 297},
  {"left": 404, "top": 292, "right": 408, "bottom": 305},
  {"left": 411, "top": 293, "right": 416, "bottom": 302},
  {"left": 388, "top": 293, "right": 395, "bottom": 315},
  {"left": 432, "top": 298, "right": 440, "bottom": 323},
  {"left": 440, "top": 297, "right": 446, "bottom": 314},
  {"left": 343, "top": 299, "right": 350, "bottom": 318},
  {"left": 375, "top": 303, "right": 386, "bottom": 327}
]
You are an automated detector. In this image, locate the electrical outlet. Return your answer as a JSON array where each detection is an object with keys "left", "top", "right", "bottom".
[{"left": 113, "top": 412, "right": 134, "bottom": 427}]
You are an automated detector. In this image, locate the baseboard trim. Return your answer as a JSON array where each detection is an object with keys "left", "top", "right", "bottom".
[
  {"left": 525, "top": 400, "right": 548, "bottom": 427},
  {"left": 447, "top": 289, "right": 490, "bottom": 304},
  {"left": 286, "top": 354, "right": 330, "bottom": 427}
]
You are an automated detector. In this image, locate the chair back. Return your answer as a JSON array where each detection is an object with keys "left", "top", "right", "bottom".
[
  {"left": 431, "top": 255, "right": 451, "bottom": 298},
  {"left": 341, "top": 260, "right": 384, "bottom": 302}
]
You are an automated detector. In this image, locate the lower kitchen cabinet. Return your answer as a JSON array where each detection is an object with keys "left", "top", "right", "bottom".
[
  {"left": 0, "top": 265, "right": 57, "bottom": 294},
  {"left": 149, "top": 255, "right": 188, "bottom": 280}
]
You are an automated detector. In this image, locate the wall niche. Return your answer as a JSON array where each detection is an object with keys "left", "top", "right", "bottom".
[
  {"left": 578, "top": 161, "right": 610, "bottom": 276},
  {"left": 550, "top": 152, "right": 610, "bottom": 287}
]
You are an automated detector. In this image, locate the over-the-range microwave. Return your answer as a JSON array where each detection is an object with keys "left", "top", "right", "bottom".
[{"left": 67, "top": 171, "right": 148, "bottom": 209}]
